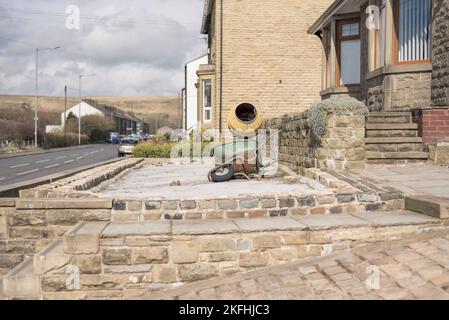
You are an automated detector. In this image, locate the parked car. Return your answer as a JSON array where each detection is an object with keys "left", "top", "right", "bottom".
[
  {"left": 107, "top": 132, "right": 120, "bottom": 144},
  {"left": 118, "top": 139, "right": 139, "bottom": 157}
]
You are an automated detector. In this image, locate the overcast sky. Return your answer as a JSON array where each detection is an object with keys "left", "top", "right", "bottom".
[{"left": 0, "top": 0, "right": 207, "bottom": 97}]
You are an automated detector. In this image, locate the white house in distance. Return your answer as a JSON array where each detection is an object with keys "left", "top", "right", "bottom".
[
  {"left": 46, "top": 99, "right": 149, "bottom": 135},
  {"left": 183, "top": 54, "right": 208, "bottom": 133},
  {"left": 46, "top": 101, "right": 103, "bottom": 133}
]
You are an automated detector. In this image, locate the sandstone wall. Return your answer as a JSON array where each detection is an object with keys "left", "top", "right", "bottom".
[
  {"left": 432, "top": 0, "right": 449, "bottom": 107},
  {"left": 0, "top": 199, "right": 112, "bottom": 274},
  {"left": 266, "top": 98, "right": 368, "bottom": 172},
  {"left": 211, "top": 0, "right": 334, "bottom": 131}
]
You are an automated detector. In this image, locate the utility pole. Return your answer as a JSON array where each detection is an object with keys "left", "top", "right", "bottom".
[
  {"left": 34, "top": 49, "right": 38, "bottom": 148},
  {"left": 64, "top": 85, "right": 67, "bottom": 147},
  {"left": 78, "top": 73, "right": 96, "bottom": 145},
  {"left": 34, "top": 46, "right": 61, "bottom": 148}
]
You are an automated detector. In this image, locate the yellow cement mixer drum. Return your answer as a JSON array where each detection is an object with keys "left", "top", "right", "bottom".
[{"left": 227, "top": 103, "right": 264, "bottom": 137}]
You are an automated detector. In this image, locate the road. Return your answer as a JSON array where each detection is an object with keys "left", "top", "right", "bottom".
[{"left": 0, "top": 144, "right": 118, "bottom": 188}]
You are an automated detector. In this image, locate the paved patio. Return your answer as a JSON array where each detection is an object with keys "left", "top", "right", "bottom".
[
  {"left": 96, "top": 162, "right": 331, "bottom": 199},
  {"left": 357, "top": 163, "right": 449, "bottom": 198},
  {"left": 144, "top": 230, "right": 449, "bottom": 300}
]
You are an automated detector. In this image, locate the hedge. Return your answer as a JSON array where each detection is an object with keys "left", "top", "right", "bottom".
[{"left": 133, "top": 142, "right": 214, "bottom": 158}]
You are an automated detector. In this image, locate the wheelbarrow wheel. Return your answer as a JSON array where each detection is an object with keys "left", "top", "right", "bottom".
[{"left": 210, "top": 165, "right": 235, "bottom": 183}]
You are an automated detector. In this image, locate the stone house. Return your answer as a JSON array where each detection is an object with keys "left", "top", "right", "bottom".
[
  {"left": 197, "top": 0, "right": 334, "bottom": 134},
  {"left": 308, "top": 0, "right": 449, "bottom": 163}
]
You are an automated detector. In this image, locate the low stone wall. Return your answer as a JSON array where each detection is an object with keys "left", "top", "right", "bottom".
[
  {"left": 19, "top": 158, "right": 143, "bottom": 199},
  {"left": 265, "top": 97, "right": 368, "bottom": 172},
  {"left": 0, "top": 199, "right": 112, "bottom": 274},
  {"left": 35, "top": 214, "right": 442, "bottom": 299},
  {"left": 108, "top": 191, "right": 404, "bottom": 222}
]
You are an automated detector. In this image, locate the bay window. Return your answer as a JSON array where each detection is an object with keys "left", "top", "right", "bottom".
[
  {"left": 337, "top": 19, "right": 361, "bottom": 86},
  {"left": 394, "top": 0, "right": 432, "bottom": 63}
]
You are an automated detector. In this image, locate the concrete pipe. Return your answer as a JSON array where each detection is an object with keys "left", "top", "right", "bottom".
[{"left": 227, "top": 103, "right": 264, "bottom": 138}]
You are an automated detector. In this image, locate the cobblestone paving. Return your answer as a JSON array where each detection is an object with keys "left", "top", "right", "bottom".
[{"left": 145, "top": 231, "right": 449, "bottom": 300}]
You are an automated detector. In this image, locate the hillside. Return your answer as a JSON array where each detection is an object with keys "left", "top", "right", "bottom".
[{"left": 0, "top": 95, "right": 182, "bottom": 127}]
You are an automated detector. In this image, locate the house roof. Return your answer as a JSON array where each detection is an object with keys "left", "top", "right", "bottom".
[
  {"left": 308, "top": 0, "right": 364, "bottom": 34},
  {"left": 185, "top": 54, "right": 208, "bottom": 66},
  {"left": 201, "top": 0, "right": 214, "bottom": 34},
  {"left": 81, "top": 99, "right": 145, "bottom": 124}
]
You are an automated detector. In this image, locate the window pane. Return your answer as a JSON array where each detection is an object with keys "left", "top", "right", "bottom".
[
  {"left": 203, "top": 80, "right": 211, "bottom": 108},
  {"left": 340, "top": 40, "right": 361, "bottom": 85},
  {"left": 341, "top": 23, "right": 360, "bottom": 37},
  {"left": 203, "top": 80, "right": 212, "bottom": 121},
  {"left": 398, "top": 0, "right": 431, "bottom": 62}
]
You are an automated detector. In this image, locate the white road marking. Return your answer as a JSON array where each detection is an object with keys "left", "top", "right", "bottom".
[
  {"left": 55, "top": 156, "right": 66, "bottom": 160},
  {"left": 35, "top": 159, "right": 51, "bottom": 164},
  {"left": 10, "top": 163, "right": 30, "bottom": 169},
  {"left": 64, "top": 159, "right": 74, "bottom": 164},
  {"left": 76, "top": 156, "right": 84, "bottom": 160},
  {"left": 17, "top": 169, "right": 39, "bottom": 176},
  {"left": 44, "top": 163, "right": 60, "bottom": 169},
  {"left": 0, "top": 177, "right": 5, "bottom": 181},
  {"left": 70, "top": 154, "right": 79, "bottom": 157}
]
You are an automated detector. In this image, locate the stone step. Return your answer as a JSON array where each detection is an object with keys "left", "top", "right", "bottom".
[
  {"left": 406, "top": 196, "right": 449, "bottom": 219},
  {"left": 367, "top": 112, "right": 412, "bottom": 124},
  {"left": 366, "top": 159, "right": 427, "bottom": 165},
  {"left": 365, "top": 137, "right": 423, "bottom": 144},
  {"left": 367, "top": 116, "right": 412, "bottom": 124},
  {"left": 368, "top": 112, "right": 412, "bottom": 117},
  {"left": 99, "top": 211, "right": 437, "bottom": 237},
  {"left": 16, "top": 199, "right": 113, "bottom": 210},
  {"left": 64, "top": 221, "right": 108, "bottom": 254},
  {"left": 2, "top": 258, "right": 41, "bottom": 299},
  {"left": 366, "top": 123, "right": 418, "bottom": 130},
  {"left": 366, "top": 129, "right": 419, "bottom": 138},
  {"left": 33, "top": 240, "right": 70, "bottom": 275},
  {"left": 366, "top": 151, "right": 428, "bottom": 160},
  {"left": 365, "top": 143, "right": 424, "bottom": 153}
]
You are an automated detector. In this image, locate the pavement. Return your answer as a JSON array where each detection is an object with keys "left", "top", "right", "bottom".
[
  {"left": 145, "top": 230, "right": 449, "bottom": 300},
  {"left": 357, "top": 163, "right": 449, "bottom": 198},
  {"left": 0, "top": 144, "right": 118, "bottom": 188}
]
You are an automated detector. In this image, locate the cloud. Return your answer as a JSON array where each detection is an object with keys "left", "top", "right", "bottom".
[{"left": 0, "top": 0, "right": 207, "bottom": 96}]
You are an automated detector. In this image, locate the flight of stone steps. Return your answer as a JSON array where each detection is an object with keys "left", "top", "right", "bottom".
[{"left": 365, "top": 112, "right": 428, "bottom": 164}]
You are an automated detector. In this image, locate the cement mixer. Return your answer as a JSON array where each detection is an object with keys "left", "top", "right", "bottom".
[{"left": 209, "top": 103, "right": 265, "bottom": 183}]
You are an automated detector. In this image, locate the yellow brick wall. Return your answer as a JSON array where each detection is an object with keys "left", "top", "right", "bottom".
[{"left": 208, "top": 0, "right": 333, "bottom": 131}]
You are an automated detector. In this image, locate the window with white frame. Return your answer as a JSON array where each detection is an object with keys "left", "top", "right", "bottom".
[
  {"left": 395, "top": 0, "right": 432, "bottom": 63},
  {"left": 203, "top": 79, "right": 212, "bottom": 122}
]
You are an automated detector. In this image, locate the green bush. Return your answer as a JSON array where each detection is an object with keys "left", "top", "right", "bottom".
[
  {"left": 133, "top": 143, "right": 175, "bottom": 158},
  {"left": 44, "top": 133, "right": 89, "bottom": 149},
  {"left": 133, "top": 142, "right": 214, "bottom": 158}
]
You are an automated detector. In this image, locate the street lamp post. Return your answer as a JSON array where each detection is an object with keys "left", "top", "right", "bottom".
[
  {"left": 78, "top": 73, "right": 96, "bottom": 145},
  {"left": 34, "top": 47, "right": 60, "bottom": 148}
]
